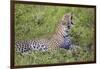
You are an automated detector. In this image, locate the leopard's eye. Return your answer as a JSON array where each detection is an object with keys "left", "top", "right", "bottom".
[
  {"left": 71, "top": 21, "right": 73, "bottom": 25},
  {"left": 62, "top": 22, "right": 66, "bottom": 25}
]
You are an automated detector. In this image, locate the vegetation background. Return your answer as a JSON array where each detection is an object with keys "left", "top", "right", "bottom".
[{"left": 15, "top": 3, "right": 95, "bottom": 66}]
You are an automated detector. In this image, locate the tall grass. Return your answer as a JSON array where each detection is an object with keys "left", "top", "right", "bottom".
[{"left": 15, "top": 4, "right": 95, "bottom": 66}]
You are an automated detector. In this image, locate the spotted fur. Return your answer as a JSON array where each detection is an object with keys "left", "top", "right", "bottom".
[{"left": 15, "top": 13, "right": 74, "bottom": 54}]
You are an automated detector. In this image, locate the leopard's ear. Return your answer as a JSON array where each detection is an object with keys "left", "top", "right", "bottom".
[
  {"left": 71, "top": 13, "right": 73, "bottom": 20},
  {"left": 70, "top": 13, "right": 74, "bottom": 25},
  {"left": 69, "top": 13, "right": 73, "bottom": 20}
]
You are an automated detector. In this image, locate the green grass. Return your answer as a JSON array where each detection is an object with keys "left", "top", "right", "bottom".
[{"left": 15, "top": 4, "right": 95, "bottom": 66}]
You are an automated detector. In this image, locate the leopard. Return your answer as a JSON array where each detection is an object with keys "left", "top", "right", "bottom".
[{"left": 15, "top": 13, "right": 78, "bottom": 55}]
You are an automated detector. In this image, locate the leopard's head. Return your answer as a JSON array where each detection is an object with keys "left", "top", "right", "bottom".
[{"left": 61, "top": 13, "right": 74, "bottom": 31}]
